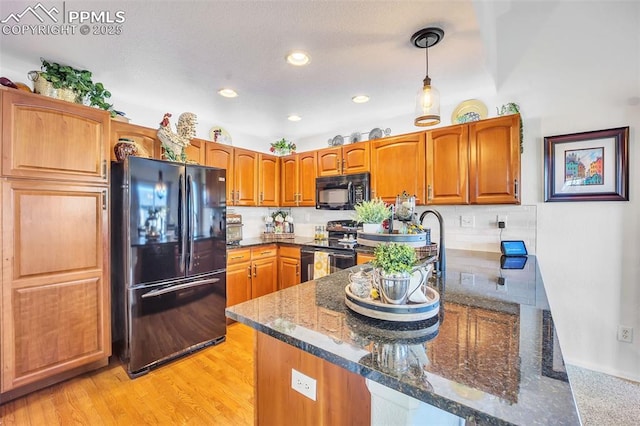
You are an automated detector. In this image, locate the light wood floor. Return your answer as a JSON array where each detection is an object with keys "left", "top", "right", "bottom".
[{"left": 0, "top": 323, "right": 255, "bottom": 425}]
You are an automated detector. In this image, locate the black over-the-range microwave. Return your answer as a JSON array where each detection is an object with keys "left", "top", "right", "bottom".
[{"left": 315, "top": 172, "right": 370, "bottom": 210}]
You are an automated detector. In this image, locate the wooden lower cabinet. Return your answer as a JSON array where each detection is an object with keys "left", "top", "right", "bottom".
[
  {"left": 255, "top": 332, "right": 371, "bottom": 426},
  {"left": 357, "top": 252, "right": 375, "bottom": 265},
  {"left": 252, "top": 255, "right": 278, "bottom": 298},
  {"left": 226, "top": 246, "right": 278, "bottom": 308},
  {"left": 226, "top": 249, "right": 252, "bottom": 308},
  {"left": 1, "top": 180, "right": 110, "bottom": 395},
  {"left": 278, "top": 245, "right": 300, "bottom": 289}
]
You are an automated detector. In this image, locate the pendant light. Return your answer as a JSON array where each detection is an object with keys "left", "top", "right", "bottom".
[{"left": 411, "top": 27, "right": 444, "bottom": 126}]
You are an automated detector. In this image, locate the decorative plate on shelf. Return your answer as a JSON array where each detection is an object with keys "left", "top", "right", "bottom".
[
  {"left": 350, "top": 132, "right": 362, "bottom": 143},
  {"left": 331, "top": 135, "right": 344, "bottom": 146},
  {"left": 368, "top": 127, "right": 383, "bottom": 140},
  {"left": 209, "top": 126, "right": 232, "bottom": 145},
  {"left": 451, "top": 99, "right": 488, "bottom": 125}
]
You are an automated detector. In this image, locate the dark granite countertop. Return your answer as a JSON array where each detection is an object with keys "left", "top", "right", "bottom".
[
  {"left": 226, "top": 249, "right": 581, "bottom": 425},
  {"left": 226, "top": 236, "right": 312, "bottom": 249}
]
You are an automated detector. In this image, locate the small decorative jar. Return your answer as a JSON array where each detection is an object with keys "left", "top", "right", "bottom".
[{"left": 114, "top": 138, "right": 138, "bottom": 162}]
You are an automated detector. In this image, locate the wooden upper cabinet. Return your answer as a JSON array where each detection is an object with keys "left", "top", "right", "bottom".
[
  {"left": 316, "top": 142, "right": 369, "bottom": 177},
  {"left": 426, "top": 124, "right": 469, "bottom": 205},
  {"left": 1, "top": 89, "right": 109, "bottom": 183},
  {"left": 280, "top": 151, "right": 317, "bottom": 207},
  {"left": 342, "top": 142, "right": 369, "bottom": 174},
  {"left": 370, "top": 132, "right": 426, "bottom": 204},
  {"left": 280, "top": 155, "right": 298, "bottom": 206},
  {"left": 316, "top": 146, "right": 342, "bottom": 176},
  {"left": 469, "top": 115, "right": 521, "bottom": 204},
  {"left": 258, "top": 153, "right": 279, "bottom": 206},
  {"left": 205, "top": 143, "right": 234, "bottom": 203},
  {"left": 298, "top": 151, "right": 317, "bottom": 206},
  {"left": 233, "top": 147, "right": 259, "bottom": 206},
  {"left": 184, "top": 137, "right": 206, "bottom": 165},
  {"left": 111, "top": 121, "right": 162, "bottom": 161}
]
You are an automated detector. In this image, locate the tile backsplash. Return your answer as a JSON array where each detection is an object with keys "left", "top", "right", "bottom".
[{"left": 230, "top": 204, "right": 537, "bottom": 254}]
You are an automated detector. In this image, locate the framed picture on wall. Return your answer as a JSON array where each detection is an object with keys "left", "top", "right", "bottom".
[{"left": 544, "top": 126, "right": 629, "bottom": 202}]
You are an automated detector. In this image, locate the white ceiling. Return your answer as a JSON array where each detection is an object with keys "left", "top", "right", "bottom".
[{"left": 0, "top": 0, "right": 498, "bottom": 144}]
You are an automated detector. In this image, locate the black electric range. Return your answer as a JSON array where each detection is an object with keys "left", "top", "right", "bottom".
[{"left": 300, "top": 220, "right": 359, "bottom": 281}]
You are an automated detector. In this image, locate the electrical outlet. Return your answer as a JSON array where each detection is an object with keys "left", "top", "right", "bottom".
[
  {"left": 617, "top": 326, "right": 633, "bottom": 343},
  {"left": 291, "top": 368, "right": 317, "bottom": 401},
  {"left": 460, "top": 215, "right": 475, "bottom": 228},
  {"left": 497, "top": 214, "right": 508, "bottom": 228},
  {"left": 461, "top": 273, "right": 475, "bottom": 286}
]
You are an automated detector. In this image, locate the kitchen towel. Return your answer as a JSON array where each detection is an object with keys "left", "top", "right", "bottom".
[{"left": 313, "top": 251, "right": 330, "bottom": 279}]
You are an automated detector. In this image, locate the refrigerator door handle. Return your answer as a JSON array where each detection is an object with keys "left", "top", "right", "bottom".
[
  {"left": 187, "top": 173, "right": 195, "bottom": 271},
  {"left": 179, "top": 173, "right": 186, "bottom": 273},
  {"left": 141, "top": 277, "right": 220, "bottom": 299}
]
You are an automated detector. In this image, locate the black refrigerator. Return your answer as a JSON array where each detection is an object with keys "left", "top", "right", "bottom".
[{"left": 111, "top": 156, "right": 227, "bottom": 377}]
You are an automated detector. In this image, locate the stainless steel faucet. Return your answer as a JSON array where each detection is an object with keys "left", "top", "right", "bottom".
[{"left": 419, "top": 209, "right": 445, "bottom": 276}]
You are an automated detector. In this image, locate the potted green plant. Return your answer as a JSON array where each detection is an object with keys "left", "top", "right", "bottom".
[
  {"left": 353, "top": 198, "right": 391, "bottom": 233},
  {"left": 30, "top": 58, "right": 116, "bottom": 116},
  {"left": 371, "top": 242, "right": 424, "bottom": 304},
  {"left": 270, "top": 138, "right": 296, "bottom": 156}
]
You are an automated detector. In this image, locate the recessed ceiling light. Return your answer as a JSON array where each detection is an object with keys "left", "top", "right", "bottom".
[
  {"left": 218, "top": 88, "right": 238, "bottom": 98},
  {"left": 352, "top": 95, "right": 370, "bottom": 104},
  {"left": 288, "top": 114, "right": 302, "bottom": 122},
  {"left": 286, "top": 51, "right": 311, "bottom": 66}
]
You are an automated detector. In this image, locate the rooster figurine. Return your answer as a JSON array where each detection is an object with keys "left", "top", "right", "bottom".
[{"left": 157, "top": 112, "right": 197, "bottom": 162}]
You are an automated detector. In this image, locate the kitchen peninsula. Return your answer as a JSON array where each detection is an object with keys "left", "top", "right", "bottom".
[{"left": 226, "top": 249, "right": 581, "bottom": 425}]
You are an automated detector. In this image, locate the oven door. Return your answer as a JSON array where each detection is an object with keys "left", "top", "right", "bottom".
[{"left": 300, "top": 247, "right": 356, "bottom": 282}]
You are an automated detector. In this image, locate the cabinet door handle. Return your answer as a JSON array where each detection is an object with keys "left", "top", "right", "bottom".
[
  {"left": 231, "top": 255, "right": 245, "bottom": 260},
  {"left": 427, "top": 185, "right": 433, "bottom": 201},
  {"left": 102, "top": 159, "right": 107, "bottom": 179},
  {"left": 295, "top": 264, "right": 299, "bottom": 276},
  {"left": 102, "top": 190, "right": 107, "bottom": 210},
  {"left": 247, "top": 266, "right": 252, "bottom": 279},
  {"left": 514, "top": 179, "right": 519, "bottom": 199},
  {"left": 253, "top": 264, "right": 257, "bottom": 278},
  {"left": 336, "top": 159, "right": 340, "bottom": 171},
  {"left": 341, "top": 159, "right": 346, "bottom": 174},
  {"left": 259, "top": 192, "right": 264, "bottom": 204}
]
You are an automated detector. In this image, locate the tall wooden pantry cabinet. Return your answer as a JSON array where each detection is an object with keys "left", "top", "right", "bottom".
[{"left": 0, "top": 87, "right": 111, "bottom": 401}]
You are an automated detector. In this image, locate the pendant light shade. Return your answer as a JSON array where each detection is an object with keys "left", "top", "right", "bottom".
[{"left": 411, "top": 27, "right": 444, "bottom": 127}]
